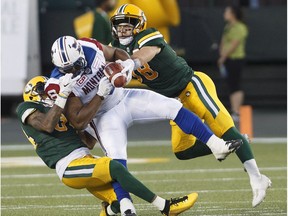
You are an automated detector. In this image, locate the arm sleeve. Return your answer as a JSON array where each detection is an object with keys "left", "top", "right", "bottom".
[
  {"left": 137, "top": 30, "right": 166, "bottom": 49},
  {"left": 16, "top": 102, "right": 38, "bottom": 124}
]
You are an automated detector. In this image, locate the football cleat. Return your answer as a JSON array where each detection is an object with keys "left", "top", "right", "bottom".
[
  {"left": 161, "top": 192, "right": 198, "bottom": 216},
  {"left": 123, "top": 209, "right": 137, "bottom": 216},
  {"left": 251, "top": 174, "right": 272, "bottom": 207},
  {"left": 99, "top": 201, "right": 110, "bottom": 216},
  {"left": 214, "top": 139, "right": 243, "bottom": 161}
]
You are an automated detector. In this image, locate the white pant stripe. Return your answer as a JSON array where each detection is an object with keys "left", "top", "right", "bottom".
[
  {"left": 64, "top": 168, "right": 94, "bottom": 176},
  {"left": 192, "top": 77, "right": 219, "bottom": 116}
]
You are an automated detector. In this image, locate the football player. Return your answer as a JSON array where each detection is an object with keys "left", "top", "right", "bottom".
[
  {"left": 16, "top": 75, "right": 199, "bottom": 216},
  {"left": 109, "top": 3, "right": 271, "bottom": 208},
  {"left": 48, "top": 35, "right": 242, "bottom": 215}
]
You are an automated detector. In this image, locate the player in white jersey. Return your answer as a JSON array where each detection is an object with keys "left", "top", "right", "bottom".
[{"left": 48, "top": 36, "right": 242, "bottom": 216}]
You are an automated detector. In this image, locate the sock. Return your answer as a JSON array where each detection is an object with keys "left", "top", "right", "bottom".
[
  {"left": 112, "top": 159, "right": 132, "bottom": 201},
  {"left": 161, "top": 200, "right": 170, "bottom": 214},
  {"left": 110, "top": 200, "right": 120, "bottom": 214},
  {"left": 206, "top": 134, "right": 226, "bottom": 152},
  {"left": 244, "top": 159, "right": 261, "bottom": 181},
  {"left": 120, "top": 198, "right": 136, "bottom": 214},
  {"left": 151, "top": 196, "right": 166, "bottom": 211},
  {"left": 110, "top": 160, "right": 156, "bottom": 202},
  {"left": 175, "top": 139, "right": 212, "bottom": 160},
  {"left": 174, "top": 107, "right": 213, "bottom": 144},
  {"left": 107, "top": 205, "right": 117, "bottom": 215}
]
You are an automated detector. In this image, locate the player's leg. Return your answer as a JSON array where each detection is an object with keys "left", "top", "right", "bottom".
[
  {"left": 87, "top": 186, "right": 120, "bottom": 215},
  {"left": 62, "top": 155, "right": 128, "bottom": 215},
  {"left": 109, "top": 159, "right": 198, "bottom": 216},
  {"left": 222, "top": 127, "right": 271, "bottom": 207},
  {"left": 62, "top": 155, "right": 119, "bottom": 214},
  {"left": 184, "top": 71, "right": 271, "bottom": 207},
  {"left": 170, "top": 120, "right": 212, "bottom": 160},
  {"left": 92, "top": 108, "right": 136, "bottom": 214},
  {"left": 62, "top": 155, "right": 198, "bottom": 215},
  {"left": 125, "top": 88, "right": 241, "bottom": 161}
]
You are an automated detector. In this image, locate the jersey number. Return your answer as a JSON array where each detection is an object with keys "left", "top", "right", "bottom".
[
  {"left": 23, "top": 114, "right": 69, "bottom": 149},
  {"left": 55, "top": 114, "right": 68, "bottom": 132},
  {"left": 133, "top": 63, "right": 158, "bottom": 83}
]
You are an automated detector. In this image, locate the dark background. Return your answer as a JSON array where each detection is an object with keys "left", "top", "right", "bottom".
[{"left": 1, "top": 0, "right": 287, "bottom": 116}]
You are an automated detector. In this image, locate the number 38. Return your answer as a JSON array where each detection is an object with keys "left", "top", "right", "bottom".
[{"left": 133, "top": 63, "right": 158, "bottom": 83}]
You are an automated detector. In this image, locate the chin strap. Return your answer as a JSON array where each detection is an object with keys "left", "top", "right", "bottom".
[{"left": 119, "top": 36, "right": 134, "bottom": 45}]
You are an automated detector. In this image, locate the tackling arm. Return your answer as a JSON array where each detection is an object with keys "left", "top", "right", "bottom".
[
  {"left": 64, "top": 95, "right": 103, "bottom": 130},
  {"left": 131, "top": 46, "right": 161, "bottom": 68},
  {"left": 27, "top": 73, "right": 80, "bottom": 133},
  {"left": 77, "top": 129, "right": 97, "bottom": 150},
  {"left": 26, "top": 106, "right": 63, "bottom": 133},
  {"left": 102, "top": 44, "right": 131, "bottom": 62},
  {"left": 64, "top": 76, "right": 113, "bottom": 130}
]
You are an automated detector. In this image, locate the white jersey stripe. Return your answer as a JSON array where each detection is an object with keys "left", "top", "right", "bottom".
[
  {"left": 21, "top": 108, "right": 36, "bottom": 123},
  {"left": 139, "top": 34, "right": 163, "bottom": 48}
]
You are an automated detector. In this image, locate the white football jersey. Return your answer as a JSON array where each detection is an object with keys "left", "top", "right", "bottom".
[{"left": 72, "top": 39, "right": 125, "bottom": 116}]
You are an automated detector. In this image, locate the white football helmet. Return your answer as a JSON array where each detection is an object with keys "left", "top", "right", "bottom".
[{"left": 51, "top": 36, "right": 87, "bottom": 73}]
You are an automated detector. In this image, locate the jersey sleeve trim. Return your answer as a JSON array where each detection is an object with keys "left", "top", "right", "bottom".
[
  {"left": 79, "top": 38, "right": 103, "bottom": 51},
  {"left": 138, "top": 31, "right": 163, "bottom": 48},
  {"left": 21, "top": 108, "right": 36, "bottom": 123}
]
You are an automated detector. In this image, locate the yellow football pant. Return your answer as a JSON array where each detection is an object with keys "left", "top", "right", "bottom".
[
  {"left": 171, "top": 71, "right": 235, "bottom": 153},
  {"left": 62, "top": 155, "right": 117, "bottom": 203}
]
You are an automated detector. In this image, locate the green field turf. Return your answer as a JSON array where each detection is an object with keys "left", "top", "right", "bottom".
[{"left": 1, "top": 142, "right": 287, "bottom": 216}]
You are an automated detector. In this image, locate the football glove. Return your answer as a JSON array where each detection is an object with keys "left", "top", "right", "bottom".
[
  {"left": 58, "top": 73, "right": 80, "bottom": 98},
  {"left": 54, "top": 73, "right": 80, "bottom": 109},
  {"left": 115, "top": 59, "right": 135, "bottom": 84},
  {"left": 97, "top": 77, "right": 113, "bottom": 99}
]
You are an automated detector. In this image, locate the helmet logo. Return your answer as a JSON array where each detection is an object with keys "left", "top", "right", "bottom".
[
  {"left": 72, "top": 40, "right": 81, "bottom": 54},
  {"left": 24, "top": 83, "right": 33, "bottom": 94}
]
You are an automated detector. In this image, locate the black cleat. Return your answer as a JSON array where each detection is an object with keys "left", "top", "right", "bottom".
[
  {"left": 123, "top": 209, "right": 137, "bottom": 216},
  {"left": 215, "top": 139, "right": 243, "bottom": 161}
]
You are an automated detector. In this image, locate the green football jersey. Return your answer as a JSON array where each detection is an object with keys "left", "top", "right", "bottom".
[
  {"left": 16, "top": 101, "right": 87, "bottom": 169},
  {"left": 111, "top": 28, "right": 194, "bottom": 97}
]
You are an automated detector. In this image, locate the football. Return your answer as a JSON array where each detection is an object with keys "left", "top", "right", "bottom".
[
  {"left": 44, "top": 78, "right": 60, "bottom": 100},
  {"left": 104, "top": 62, "right": 127, "bottom": 87}
]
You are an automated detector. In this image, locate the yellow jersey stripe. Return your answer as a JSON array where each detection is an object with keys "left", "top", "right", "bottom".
[
  {"left": 138, "top": 31, "right": 162, "bottom": 45},
  {"left": 138, "top": 31, "right": 163, "bottom": 48}
]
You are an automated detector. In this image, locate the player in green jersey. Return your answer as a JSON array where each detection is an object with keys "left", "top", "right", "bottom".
[
  {"left": 110, "top": 3, "right": 271, "bottom": 208},
  {"left": 16, "top": 75, "right": 198, "bottom": 216}
]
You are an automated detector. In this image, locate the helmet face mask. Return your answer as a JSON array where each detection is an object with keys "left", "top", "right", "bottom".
[
  {"left": 111, "top": 4, "right": 147, "bottom": 41},
  {"left": 23, "top": 76, "right": 53, "bottom": 106},
  {"left": 58, "top": 56, "right": 86, "bottom": 74},
  {"left": 51, "top": 36, "right": 87, "bottom": 74}
]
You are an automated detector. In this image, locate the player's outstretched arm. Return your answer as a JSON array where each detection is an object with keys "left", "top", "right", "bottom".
[
  {"left": 132, "top": 46, "right": 161, "bottom": 69},
  {"left": 102, "top": 44, "right": 131, "bottom": 62}
]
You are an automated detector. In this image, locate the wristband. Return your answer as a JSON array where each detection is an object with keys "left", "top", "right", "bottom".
[
  {"left": 54, "top": 93, "right": 68, "bottom": 109},
  {"left": 96, "top": 94, "right": 104, "bottom": 100}
]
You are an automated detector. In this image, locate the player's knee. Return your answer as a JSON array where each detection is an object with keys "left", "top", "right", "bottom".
[
  {"left": 174, "top": 151, "right": 193, "bottom": 160},
  {"left": 109, "top": 160, "right": 127, "bottom": 179},
  {"left": 174, "top": 152, "right": 185, "bottom": 160}
]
